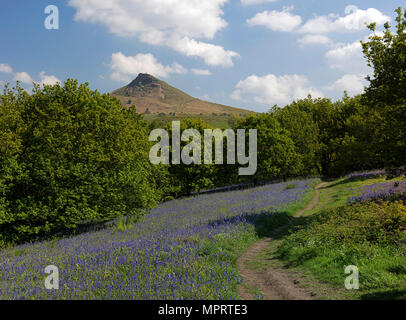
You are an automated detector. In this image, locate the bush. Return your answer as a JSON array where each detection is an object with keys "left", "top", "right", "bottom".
[
  {"left": 280, "top": 201, "right": 406, "bottom": 250},
  {"left": 276, "top": 199, "right": 406, "bottom": 298},
  {"left": 0, "top": 80, "right": 170, "bottom": 244}
]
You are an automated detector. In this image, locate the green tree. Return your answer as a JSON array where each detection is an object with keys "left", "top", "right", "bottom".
[
  {"left": 234, "top": 113, "right": 301, "bottom": 183},
  {"left": 361, "top": 7, "right": 406, "bottom": 167},
  {"left": 271, "top": 101, "right": 320, "bottom": 176},
  {"left": 0, "top": 80, "right": 168, "bottom": 243},
  {"left": 274, "top": 95, "right": 371, "bottom": 177},
  {"left": 333, "top": 94, "right": 381, "bottom": 173},
  {"left": 166, "top": 118, "right": 216, "bottom": 195},
  {"left": 0, "top": 84, "right": 27, "bottom": 246},
  {"left": 362, "top": 7, "right": 406, "bottom": 107}
]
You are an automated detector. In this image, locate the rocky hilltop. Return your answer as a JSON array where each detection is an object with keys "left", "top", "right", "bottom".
[{"left": 111, "top": 73, "right": 252, "bottom": 116}]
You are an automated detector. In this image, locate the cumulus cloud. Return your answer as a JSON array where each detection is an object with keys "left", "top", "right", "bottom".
[
  {"left": 68, "top": 0, "right": 238, "bottom": 67},
  {"left": 38, "top": 72, "right": 61, "bottom": 85},
  {"left": 231, "top": 74, "right": 323, "bottom": 107},
  {"left": 13, "top": 72, "right": 33, "bottom": 84},
  {"left": 325, "top": 41, "right": 369, "bottom": 74},
  {"left": 6, "top": 65, "right": 60, "bottom": 86},
  {"left": 299, "top": 6, "right": 390, "bottom": 34},
  {"left": 0, "top": 63, "right": 13, "bottom": 74},
  {"left": 247, "top": 6, "right": 302, "bottom": 32},
  {"left": 109, "top": 52, "right": 187, "bottom": 82},
  {"left": 246, "top": 5, "right": 388, "bottom": 35},
  {"left": 298, "top": 34, "right": 333, "bottom": 46},
  {"left": 326, "top": 74, "right": 366, "bottom": 94},
  {"left": 168, "top": 37, "right": 239, "bottom": 67},
  {"left": 241, "top": 0, "right": 277, "bottom": 6},
  {"left": 191, "top": 69, "right": 212, "bottom": 76}
]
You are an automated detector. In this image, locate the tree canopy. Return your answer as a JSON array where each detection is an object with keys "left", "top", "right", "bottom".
[{"left": 0, "top": 80, "right": 169, "bottom": 243}]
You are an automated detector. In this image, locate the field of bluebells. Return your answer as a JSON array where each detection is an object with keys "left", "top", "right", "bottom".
[
  {"left": 0, "top": 179, "right": 316, "bottom": 300},
  {"left": 345, "top": 170, "right": 386, "bottom": 181},
  {"left": 348, "top": 180, "right": 406, "bottom": 203}
]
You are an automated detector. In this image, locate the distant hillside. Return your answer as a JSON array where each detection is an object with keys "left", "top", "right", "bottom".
[{"left": 111, "top": 73, "right": 252, "bottom": 116}]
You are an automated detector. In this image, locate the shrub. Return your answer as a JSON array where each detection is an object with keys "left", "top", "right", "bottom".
[{"left": 281, "top": 201, "right": 406, "bottom": 248}]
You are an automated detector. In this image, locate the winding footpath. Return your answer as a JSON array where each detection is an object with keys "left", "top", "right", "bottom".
[{"left": 237, "top": 182, "right": 329, "bottom": 300}]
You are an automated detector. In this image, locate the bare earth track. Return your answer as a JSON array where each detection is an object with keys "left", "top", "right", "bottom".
[{"left": 237, "top": 182, "right": 329, "bottom": 300}]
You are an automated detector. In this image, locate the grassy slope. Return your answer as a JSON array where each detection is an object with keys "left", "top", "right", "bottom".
[{"left": 254, "top": 176, "right": 406, "bottom": 300}]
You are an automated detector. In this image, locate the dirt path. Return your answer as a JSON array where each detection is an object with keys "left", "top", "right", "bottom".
[{"left": 237, "top": 182, "right": 329, "bottom": 300}]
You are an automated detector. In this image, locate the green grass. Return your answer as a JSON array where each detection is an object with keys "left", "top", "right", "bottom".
[
  {"left": 276, "top": 201, "right": 406, "bottom": 300},
  {"left": 303, "top": 176, "right": 399, "bottom": 216},
  {"left": 254, "top": 175, "right": 406, "bottom": 300}
]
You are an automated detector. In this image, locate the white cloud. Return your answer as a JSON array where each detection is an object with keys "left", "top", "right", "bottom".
[
  {"left": 247, "top": 5, "right": 389, "bottom": 35},
  {"left": 68, "top": 0, "right": 238, "bottom": 67},
  {"left": 38, "top": 72, "right": 61, "bottom": 85},
  {"left": 191, "top": 69, "right": 212, "bottom": 76},
  {"left": 168, "top": 36, "right": 239, "bottom": 67},
  {"left": 325, "top": 41, "right": 369, "bottom": 74},
  {"left": 327, "top": 74, "right": 366, "bottom": 94},
  {"left": 109, "top": 52, "right": 186, "bottom": 82},
  {"left": 231, "top": 74, "right": 323, "bottom": 106},
  {"left": 298, "top": 34, "right": 333, "bottom": 46},
  {"left": 69, "top": 0, "right": 227, "bottom": 39},
  {"left": 300, "top": 5, "right": 390, "bottom": 34},
  {"left": 13, "top": 72, "right": 33, "bottom": 84},
  {"left": 247, "top": 6, "right": 302, "bottom": 32},
  {"left": 0, "top": 63, "right": 13, "bottom": 74},
  {"left": 241, "top": 0, "right": 277, "bottom": 6},
  {"left": 7, "top": 67, "right": 60, "bottom": 86}
]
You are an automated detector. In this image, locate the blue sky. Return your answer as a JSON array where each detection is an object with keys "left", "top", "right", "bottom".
[{"left": 0, "top": 0, "right": 402, "bottom": 112}]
